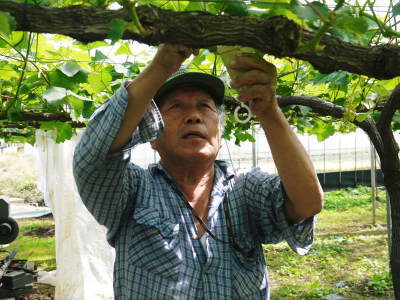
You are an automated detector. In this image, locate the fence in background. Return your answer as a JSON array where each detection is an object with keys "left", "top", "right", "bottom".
[
  {"left": 1, "top": 128, "right": 396, "bottom": 190},
  {"left": 130, "top": 128, "right": 393, "bottom": 190}
]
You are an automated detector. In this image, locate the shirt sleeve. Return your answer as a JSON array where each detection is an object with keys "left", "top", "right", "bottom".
[
  {"left": 243, "top": 168, "right": 315, "bottom": 255},
  {"left": 72, "top": 83, "right": 163, "bottom": 245}
]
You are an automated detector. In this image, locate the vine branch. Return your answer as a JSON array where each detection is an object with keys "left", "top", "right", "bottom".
[
  {"left": 0, "top": 112, "right": 77, "bottom": 122},
  {"left": 1, "top": 1, "right": 400, "bottom": 79}
]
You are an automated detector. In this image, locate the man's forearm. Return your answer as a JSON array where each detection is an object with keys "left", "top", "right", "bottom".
[{"left": 259, "top": 105, "right": 323, "bottom": 224}]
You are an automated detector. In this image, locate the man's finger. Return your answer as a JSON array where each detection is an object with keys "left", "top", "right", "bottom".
[
  {"left": 237, "top": 84, "right": 276, "bottom": 103},
  {"left": 230, "top": 54, "right": 277, "bottom": 75},
  {"left": 231, "top": 70, "right": 277, "bottom": 89}
]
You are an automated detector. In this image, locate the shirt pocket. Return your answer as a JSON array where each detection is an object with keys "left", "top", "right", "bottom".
[
  {"left": 128, "top": 207, "right": 182, "bottom": 281},
  {"left": 231, "top": 234, "right": 267, "bottom": 298}
]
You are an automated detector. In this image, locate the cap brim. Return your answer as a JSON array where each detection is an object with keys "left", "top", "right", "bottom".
[{"left": 154, "top": 72, "right": 225, "bottom": 106}]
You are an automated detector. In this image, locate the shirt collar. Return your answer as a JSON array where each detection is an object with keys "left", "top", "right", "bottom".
[
  {"left": 149, "top": 161, "right": 235, "bottom": 219},
  {"left": 148, "top": 160, "right": 235, "bottom": 181}
]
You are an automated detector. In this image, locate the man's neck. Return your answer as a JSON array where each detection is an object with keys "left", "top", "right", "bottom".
[
  {"left": 160, "top": 158, "right": 216, "bottom": 237},
  {"left": 161, "top": 158, "right": 214, "bottom": 192},
  {"left": 161, "top": 158, "right": 215, "bottom": 208}
]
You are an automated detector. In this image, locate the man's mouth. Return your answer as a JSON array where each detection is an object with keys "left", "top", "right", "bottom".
[{"left": 182, "top": 132, "right": 205, "bottom": 139}]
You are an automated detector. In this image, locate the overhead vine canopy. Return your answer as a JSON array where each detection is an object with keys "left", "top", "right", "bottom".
[
  {"left": 4, "top": 2, "right": 400, "bottom": 298},
  {"left": 0, "top": 0, "right": 400, "bottom": 144}
]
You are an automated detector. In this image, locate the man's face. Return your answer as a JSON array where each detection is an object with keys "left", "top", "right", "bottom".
[{"left": 151, "top": 87, "right": 222, "bottom": 164}]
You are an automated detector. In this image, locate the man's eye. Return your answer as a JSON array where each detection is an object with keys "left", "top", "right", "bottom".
[
  {"left": 201, "top": 103, "right": 212, "bottom": 109},
  {"left": 169, "top": 103, "right": 181, "bottom": 109}
]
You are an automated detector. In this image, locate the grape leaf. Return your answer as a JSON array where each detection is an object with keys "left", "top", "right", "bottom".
[
  {"left": 335, "top": 16, "right": 370, "bottom": 35},
  {"left": 82, "top": 101, "right": 95, "bottom": 119},
  {"left": 67, "top": 90, "right": 92, "bottom": 102},
  {"left": 108, "top": 18, "right": 127, "bottom": 44},
  {"left": 393, "top": 2, "right": 400, "bottom": 16},
  {"left": 356, "top": 112, "right": 369, "bottom": 122},
  {"left": 43, "top": 87, "right": 67, "bottom": 103},
  {"left": 214, "top": 1, "right": 248, "bottom": 16},
  {"left": 7, "top": 108, "right": 22, "bottom": 122},
  {"left": 49, "top": 69, "right": 87, "bottom": 90},
  {"left": 59, "top": 62, "right": 81, "bottom": 77},
  {"left": 308, "top": 1, "right": 329, "bottom": 20},
  {"left": 67, "top": 96, "right": 83, "bottom": 118},
  {"left": 93, "top": 50, "right": 108, "bottom": 61},
  {"left": 185, "top": 2, "right": 202, "bottom": 11},
  {"left": 0, "top": 11, "right": 16, "bottom": 36},
  {"left": 40, "top": 121, "right": 73, "bottom": 143},
  {"left": 115, "top": 42, "right": 132, "bottom": 56},
  {"left": 87, "top": 72, "right": 113, "bottom": 93},
  {"left": 85, "top": 41, "right": 109, "bottom": 50}
]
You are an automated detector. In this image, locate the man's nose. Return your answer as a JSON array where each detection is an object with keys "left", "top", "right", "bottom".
[{"left": 184, "top": 109, "right": 202, "bottom": 123}]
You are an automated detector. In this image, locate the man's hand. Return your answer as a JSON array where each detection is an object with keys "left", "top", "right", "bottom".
[
  {"left": 152, "top": 44, "right": 199, "bottom": 76},
  {"left": 229, "top": 53, "right": 278, "bottom": 119}
]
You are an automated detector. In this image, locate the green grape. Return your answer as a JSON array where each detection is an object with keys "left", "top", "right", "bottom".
[{"left": 216, "top": 46, "right": 259, "bottom": 79}]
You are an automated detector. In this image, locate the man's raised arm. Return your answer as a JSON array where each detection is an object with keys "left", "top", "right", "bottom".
[
  {"left": 229, "top": 53, "right": 324, "bottom": 225},
  {"left": 72, "top": 44, "right": 197, "bottom": 242}
]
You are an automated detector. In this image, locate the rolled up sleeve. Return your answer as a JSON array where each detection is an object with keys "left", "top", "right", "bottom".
[
  {"left": 73, "top": 83, "right": 163, "bottom": 245},
  {"left": 244, "top": 168, "right": 315, "bottom": 255}
]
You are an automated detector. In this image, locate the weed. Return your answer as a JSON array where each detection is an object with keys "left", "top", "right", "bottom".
[
  {"left": 365, "top": 270, "right": 393, "bottom": 295},
  {"left": 323, "top": 185, "right": 386, "bottom": 210}
]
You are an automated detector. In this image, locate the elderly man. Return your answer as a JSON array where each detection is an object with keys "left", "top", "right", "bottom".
[{"left": 73, "top": 44, "right": 323, "bottom": 299}]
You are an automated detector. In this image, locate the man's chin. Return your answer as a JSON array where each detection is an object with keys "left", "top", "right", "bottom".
[{"left": 179, "top": 150, "right": 216, "bottom": 163}]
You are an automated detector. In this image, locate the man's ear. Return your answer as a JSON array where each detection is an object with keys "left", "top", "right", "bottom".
[{"left": 150, "top": 140, "right": 158, "bottom": 151}]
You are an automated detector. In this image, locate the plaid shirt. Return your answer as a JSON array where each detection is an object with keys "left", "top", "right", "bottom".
[{"left": 73, "top": 84, "right": 315, "bottom": 300}]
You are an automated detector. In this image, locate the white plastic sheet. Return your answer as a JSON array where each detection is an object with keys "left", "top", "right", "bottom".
[{"left": 35, "top": 130, "right": 115, "bottom": 300}]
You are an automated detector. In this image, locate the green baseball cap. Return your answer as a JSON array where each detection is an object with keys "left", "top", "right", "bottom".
[{"left": 154, "top": 71, "right": 225, "bottom": 106}]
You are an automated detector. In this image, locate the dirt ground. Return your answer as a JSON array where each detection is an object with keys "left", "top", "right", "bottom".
[
  {"left": 23, "top": 226, "right": 55, "bottom": 239},
  {"left": 15, "top": 283, "right": 55, "bottom": 300}
]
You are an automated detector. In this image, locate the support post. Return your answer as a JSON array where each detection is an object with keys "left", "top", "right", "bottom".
[
  {"left": 387, "top": 191, "right": 392, "bottom": 264},
  {"left": 252, "top": 125, "right": 257, "bottom": 168},
  {"left": 370, "top": 141, "right": 376, "bottom": 226}
]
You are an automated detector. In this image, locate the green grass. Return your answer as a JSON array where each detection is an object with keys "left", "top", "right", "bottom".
[
  {"left": 267, "top": 185, "right": 393, "bottom": 299},
  {"left": 1, "top": 217, "right": 56, "bottom": 270},
  {"left": 323, "top": 185, "right": 387, "bottom": 211}
]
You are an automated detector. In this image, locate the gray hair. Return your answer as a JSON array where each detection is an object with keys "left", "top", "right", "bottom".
[{"left": 216, "top": 105, "right": 226, "bottom": 136}]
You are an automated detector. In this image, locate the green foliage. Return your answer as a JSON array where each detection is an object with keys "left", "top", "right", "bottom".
[
  {"left": 0, "top": 11, "right": 16, "bottom": 36},
  {"left": 393, "top": 2, "right": 400, "bottom": 17},
  {"left": 324, "top": 185, "right": 386, "bottom": 210},
  {"left": 108, "top": 18, "right": 127, "bottom": 44},
  {"left": 366, "top": 271, "right": 393, "bottom": 295},
  {"left": 42, "top": 87, "right": 67, "bottom": 103},
  {"left": 40, "top": 121, "right": 73, "bottom": 143},
  {"left": 222, "top": 114, "right": 255, "bottom": 145}
]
